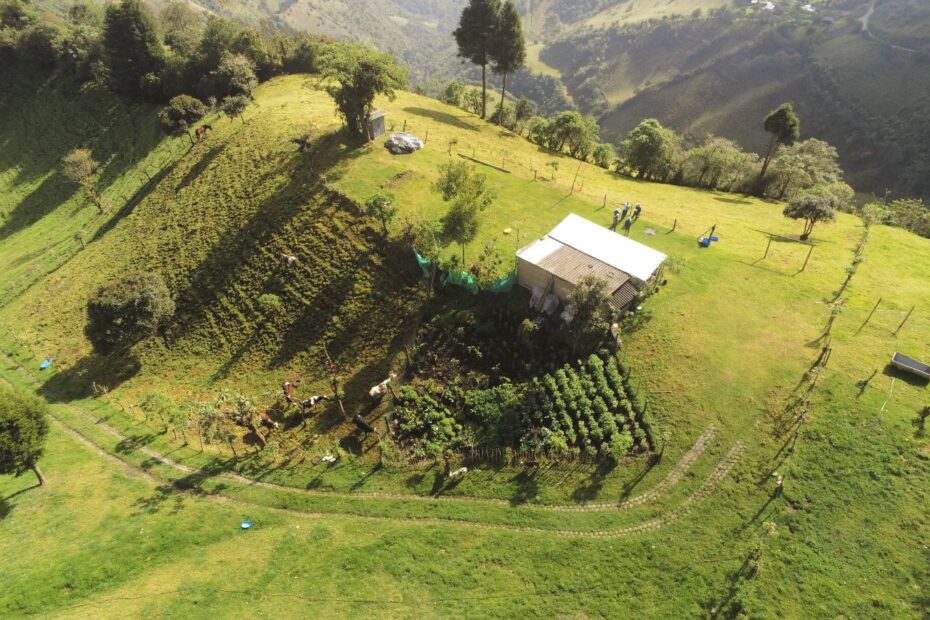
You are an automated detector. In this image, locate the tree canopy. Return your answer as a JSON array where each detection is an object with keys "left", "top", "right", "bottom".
[
  {"left": 433, "top": 161, "right": 494, "bottom": 262},
  {"left": 158, "top": 94, "right": 207, "bottom": 136},
  {"left": 103, "top": 0, "right": 164, "bottom": 98},
  {"left": 783, "top": 193, "right": 836, "bottom": 240},
  {"left": 364, "top": 191, "right": 398, "bottom": 235},
  {"left": 85, "top": 272, "right": 176, "bottom": 355},
  {"left": 453, "top": 0, "right": 501, "bottom": 119},
  {"left": 59, "top": 148, "right": 102, "bottom": 211},
  {"left": 0, "top": 384, "right": 49, "bottom": 486},
  {"left": 211, "top": 52, "right": 257, "bottom": 98},
  {"left": 320, "top": 43, "right": 407, "bottom": 137},
  {"left": 621, "top": 118, "right": 679, "bottom": 181},
  {"left": 565, "top": 276, "right": 613, "bottom": 356},
  {"left": 759, "top": 102, "right": 800, "bottom": 182}
]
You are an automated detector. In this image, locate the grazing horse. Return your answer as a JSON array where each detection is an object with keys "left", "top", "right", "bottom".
[
  {"left": 195, "top": 124, "right": 213, "bottom": 142},
  {"left": 353, "top": 414, "right": 375, "bottom": 434}
]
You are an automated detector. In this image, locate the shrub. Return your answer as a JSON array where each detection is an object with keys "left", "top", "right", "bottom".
[
  {"left": 85, "top": 271, "right": 175, "bottom": 354},
  {"left": 464, "top": 382, "right": 523, "bottom": 447},
  {"left": 158, "top": 94, "right": 207, "bottom": 136},
  {"left": 0, "top": 384, "right": 49, "bottom": 485},
  {"left": 257, "top": 293, "right": 282, "bottom": 313}
]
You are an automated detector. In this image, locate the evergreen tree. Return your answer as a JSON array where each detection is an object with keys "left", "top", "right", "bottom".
[
  {"left": 453, "top": 0, "right": 501, "bottom": 119},
  {"left": 758, "top": 102, "right": 800, "bottom": 183},
  {"left": 103, "top": 0, "right": 164, "bottom": 99},
  {"left": 489, "top": 0, "right": 525, "bottom": 126},
  {"left": 0, "top": 384, "right": 49, "bottom": 487}
]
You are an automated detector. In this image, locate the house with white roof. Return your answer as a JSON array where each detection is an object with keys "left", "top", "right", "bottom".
[{"left": 516, "top": 214, "right": 667, "bottom": 312}]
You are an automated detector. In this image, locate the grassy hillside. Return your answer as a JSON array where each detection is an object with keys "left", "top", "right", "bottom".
[{"left": 0, "top": 67, "right": 928, "bottom": 616}]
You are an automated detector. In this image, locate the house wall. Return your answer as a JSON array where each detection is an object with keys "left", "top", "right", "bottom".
[
  {"left": 374, "top": 117, "right": 386, "bottom": 139},
  {"left": 516, "top": 258, "right": 576, "bottom": 300},
  {"left": 517, "top": 258, "right": 554, "bottom": 292}
]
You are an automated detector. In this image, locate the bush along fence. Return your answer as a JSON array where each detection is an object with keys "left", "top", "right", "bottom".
[{"left": 415, "top": 252, "right": 516, "bottom": 295}]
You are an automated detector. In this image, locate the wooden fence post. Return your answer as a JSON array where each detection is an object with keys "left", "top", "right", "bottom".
[
  {"left": 893, "top": 306, "right": 915, "bottom": 336},
  {"left": 857, "top": 298, "right": 883, "bottom": 334},
  {"left": 800, "top": 244, "right": 815, "bottom": 272}
]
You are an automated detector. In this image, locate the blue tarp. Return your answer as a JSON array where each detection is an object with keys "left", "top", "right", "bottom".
[{"left": 39, "top": 359, "right": 52, "bottom": 370}]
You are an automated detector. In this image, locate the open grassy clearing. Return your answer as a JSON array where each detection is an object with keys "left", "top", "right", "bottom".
[
  {"left": 525, "top": 42, "right": 563, "bottom": 78},
  {"left": 0, "top": 68, "right": 928, "bottom": 615},
  {"left": 581, "top": 0, "right": 731, "bottom": 29}
]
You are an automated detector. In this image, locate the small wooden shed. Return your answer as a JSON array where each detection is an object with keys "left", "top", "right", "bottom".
[{"left": 368, "top": 109, "right": 387, "bottom": 140}]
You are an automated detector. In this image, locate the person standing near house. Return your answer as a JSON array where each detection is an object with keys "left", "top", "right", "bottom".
[
  {"left": 621, "top": 202, "right": 631, "bottom": 220},
  {"left": 633, "top": 204, "right": 642, "bottom": 220},
  {"left": 623, "top": 216, "right": 633, "bottom": 236},
  {"left": 609, "top": 208, "right": 621, "bottom": 231}
]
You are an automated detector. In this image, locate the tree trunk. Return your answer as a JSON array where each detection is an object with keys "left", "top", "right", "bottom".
[
  {"left": 481, "top": 64, "right": 487, "bottom": 119},
  {"left": 498, "top": 72, "right": 508, "bottom": 126},
  {"left": 758, "top": 133, "right": 778, "bottom": 182},
  {"left": 32, "top": 463, "right": 45, "bottom": 487}
]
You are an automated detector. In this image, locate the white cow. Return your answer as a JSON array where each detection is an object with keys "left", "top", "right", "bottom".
[
  {"left": 369, "top": 373, "right": 397, "bottom": 399},
  {"left": 448, "top": 467, "right": 468, "bottom": 480}
]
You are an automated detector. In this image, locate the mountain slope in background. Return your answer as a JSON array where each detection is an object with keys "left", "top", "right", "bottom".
[
  {"left": 539, "top": 0, "right": 930, "bottom": 198},
  {"left": 34, "top": 0, "right": 930, "bottom": 197}
]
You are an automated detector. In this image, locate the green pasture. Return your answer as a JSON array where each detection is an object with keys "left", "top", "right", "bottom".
[{"left": 0, "top": 68, "right": 927, "bottom": 616}]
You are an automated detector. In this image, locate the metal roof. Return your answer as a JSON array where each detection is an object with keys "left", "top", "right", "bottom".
[
  {"left": 609, "top": 282, "right": 640, "bottom": 311},
  {"left": 542, "top": 213, "right": 667, "bottom": 282},
  {"left": 537, "top": 245, "right": 631, "bottom": 292}
]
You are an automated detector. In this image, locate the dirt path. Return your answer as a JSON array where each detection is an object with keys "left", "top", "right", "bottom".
[
  {"left": 59, "top": 393, "right": 718, "bottom": 513},
  {"left": 1, "top": 348, "right": 746, "bottom": 537},
  {"left": 859, "top": 0, "right": 918, "bottom": 53},
  {"left": 51, "top": 411, "right": 746, "bottom": 538},
  {"left": 0, "top": 342, "right": 720, "bottom": 512}
]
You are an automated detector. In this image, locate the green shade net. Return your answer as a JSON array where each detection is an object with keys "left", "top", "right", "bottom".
[
  {"left": 415, "top": 252, "right": 432, "bottom": 279},
  {"left": 441, "top": 270, "right": 480, "bottom": 295},
  {"left": 486, "top": 271, "right": 516, "bottom": 294}
]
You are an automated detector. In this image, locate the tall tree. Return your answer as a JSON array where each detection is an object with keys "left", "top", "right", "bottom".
[
  {"left": 565, "top": 276, "right": 612, "bottom": 357},
  {"left": 103, "top": 0, "right": 164, "bottom": 99},
  {"left": 453, "top": 0, "right": 501, "bottom": 119},
  {"left": 320, "top": 44, "right": 407, "bottom": 137},
  {"left": 0, "top": 384, "right": 49, "bottom": 487},
  {"left": 489, "top": 0, "right": 525, "bottom": 126},
  {"left": 758, "top": 102, "right": 800, "bottom": 183}
]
